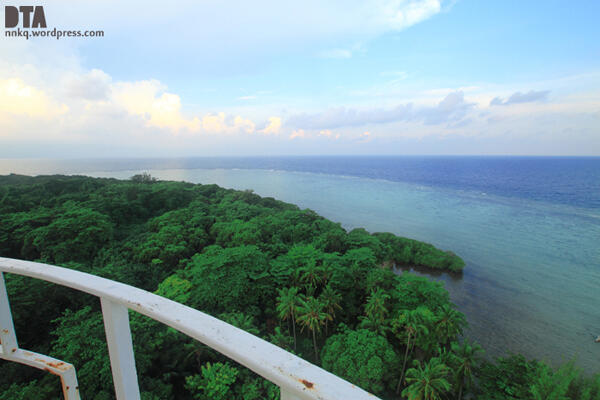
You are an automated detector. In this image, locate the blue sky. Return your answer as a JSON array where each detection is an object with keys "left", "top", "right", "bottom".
[{"left": 1, "top": 0, "right": 599, "bottom": 156}]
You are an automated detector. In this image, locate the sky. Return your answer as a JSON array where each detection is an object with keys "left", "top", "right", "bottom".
[{"left": 1, "top": 0, "right": 599, "bottom": 157}]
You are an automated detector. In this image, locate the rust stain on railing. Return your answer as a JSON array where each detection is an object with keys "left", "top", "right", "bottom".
[{"left": 300, "top": 378, "right": 315, "bottom": 389}]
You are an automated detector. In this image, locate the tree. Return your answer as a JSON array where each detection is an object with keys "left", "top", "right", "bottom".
[
  {"left": 434, "top": 304, "right": 466, "bottom": 345},
  {"left": 530, "top": 361, "right": 578, "bottom": 400},
  {"left": 318, "top": 284, "right": 342, "bottom": 336},
  {"left": 185, "top": 245, "right": 271, "bottom": 313},
  {"left": 476, "top": 354, "right": 544, "bottom": 399},
  {"left": 321, "top": 327, "right": 399, "bottom": 396},
  {"left": 130, "top": 172, "right": 157, "bottom": 183},
  {"left": 392, "top": 307, "right": 431, "bottom": 393},
  {"left": 297, "top": 296, "right": 327, "bottom": 360},
  {"left": 50, "top": 307, "right": 114, "bottom": 398},
  {"left": 451, "top": 339, "right": 484, "bottom": 400},
  {"left": 402, "top": 357, "right": 451, "bottom": 400},
  {"left": 364, "top": 288, "right": 390, "bottom": 327},
  {"left": 276, "top": 287, "right": 304, "bottom": 350},
  {"left": 218, "top": 312, "right": 260, "bottom": 336},
  {"left": 185, "top": 362, "right": 238, "bottom": 400},
  {"left": 298, "top": 259, "right": 325, "bottom": 292}
]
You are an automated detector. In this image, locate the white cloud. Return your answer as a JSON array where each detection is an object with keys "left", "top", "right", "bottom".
[
  {"left": 287, "top": 91, "right": 473, "bottom": 129},
  {"left": 261, "top": 117, "right": 282, "bottom": 135},
  {"left": 64, "top": 69, "right": 111, "bottom": 100},
  {"left": 374, "top": 0, "right": 442, "bottom": 30},
  {"left": 0, "top": 64, "right": 279, "bottom": 141},
  {"left": 290, "top": 129, "right": 306, "bottom": 139},
  {"left": 0, "top": 78, "right": 68, "bottom": 119}
]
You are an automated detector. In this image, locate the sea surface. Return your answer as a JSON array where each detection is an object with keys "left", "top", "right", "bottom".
[{"left": 1, "top": 156, "right": 599, "bottom": 372}]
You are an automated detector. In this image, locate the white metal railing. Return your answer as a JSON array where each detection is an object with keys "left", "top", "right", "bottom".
[{"left": 0, "top": 257, "right": 378, "bottom": 400}]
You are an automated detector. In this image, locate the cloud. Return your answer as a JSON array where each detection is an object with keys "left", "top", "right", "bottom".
[
  {"left": 237, "top": 95, "right": 257, "bottom": 100},
  {"left": 112, "top": 80, "right": 202, "bottom": 132},
  {"left": 375, "top": 0, "right": 442, "bottom": 30},
  {"left": 65, "top": 69, "right": 111, "bottom": 100},
  {"left": 32, "top": 1, "right": 447, "bottom": 74},
  {"left": 0, "top": 78, "right": 68, "bottom": 118},
  {"left": 290, "top": 129, "right": 306, "bottom": 139},
  {"left": 0, "top": 65, "right": 270, "bottom": 138},
  {"left": 420, "top": 91, "right": 474, "bottom": 125},
  {"left": 201, "top": 113, "right": 256, "bottom": 134},
  {"left": 490, "top": 90, "right": 550, "bottom": 106},
  {"left": 359, "top": 131, "right": 372, "bottom": 142},
  {"left": 287, "top": 91, "right": 473, "bottom": 129},
  {"left": 260, "top": 117, "right": 282, "bottom": 135}
]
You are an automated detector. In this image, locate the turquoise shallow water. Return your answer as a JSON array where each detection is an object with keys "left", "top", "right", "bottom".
[{"left": 83, "top": 167, "right": 600, "bottom": 372}]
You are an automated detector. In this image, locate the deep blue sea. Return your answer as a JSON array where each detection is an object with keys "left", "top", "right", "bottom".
[{"left": 1, "top": 156, "right": 599, "bottom": 372}]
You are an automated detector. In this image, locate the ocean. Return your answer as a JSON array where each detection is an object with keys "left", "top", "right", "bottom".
[{"left": 1, "top": 156, "right": 599, "bottom": 372}]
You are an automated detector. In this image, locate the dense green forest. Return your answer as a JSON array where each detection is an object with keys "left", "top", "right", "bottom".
[{"left": 0, "top": 174, "right": 597, "bottom": 400}]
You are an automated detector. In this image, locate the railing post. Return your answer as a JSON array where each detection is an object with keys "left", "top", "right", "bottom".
[
  {"left": 0, "top": 272, "right": 18, "bottom": 356},
  {"left": 101, "top": 297, "right": 141, "bottom": 400}
]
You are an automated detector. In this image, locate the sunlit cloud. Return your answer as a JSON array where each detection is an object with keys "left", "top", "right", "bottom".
[
  {"left": 0, "top": 78, "right": 68, "bottom": 119},
  {"left": 261, "top": 117, "right": 282, "bottom": 135},
  {"left": 290, "top": 129, "right": 306, "bottom": 139}
]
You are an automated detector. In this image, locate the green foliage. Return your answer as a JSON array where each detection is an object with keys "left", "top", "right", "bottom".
[
  {"left": 450, "top": 339, "right": 484, "bottom": 400},
  {"left": 5, "top": 203, "right": 113, "bottom": 263},
  {"left": 51, "top": 307, "right": 113, "bottom": 398},
  {"left": 130, "top": 172, "right": 157, "bottom": 183},
  {"left": 321, "top": 327, "right": 399, "bottom": 395},
  {"left": 401, "top": 357, "right": 451, "bottom": 400},
  {"left": 1, "top": 174, "right": 592, "bottom": 400},
  {"left": 0, "top": 380, "right": 56, "bottom": 400},
  {"left": 184, "top": 245, "right": 271, "bottom": 313},
  {"left": 297, "top": 296, "right": 328, "bottom": 359},
  {"left": 185, "top": 362, "right": 238, "bottom": 400},
  {"left": 238, "top": 378, "right": 279, "bottom": 400},
  {"left": 374, "top": 232, "right": 465, "bottom": 271},
  {"left": 155, "top": 274, "right": 193, "bottom": 304},
  {"left": 218, "top": 312, "right": 260, "bottom": 335},
  {"left": 477, "top": 354, "right": 544, "bottom": 399}
]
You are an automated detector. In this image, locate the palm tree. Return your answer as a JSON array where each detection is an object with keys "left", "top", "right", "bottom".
[
  {"left": 401, "top": 357, "right": 451, "bottom": 400},
  {"left": 451, "top": 339, "right": 484, "bottom": 400},
  {"left": 392, "top": 308, "right": 430, "bottom": 394},
  {"left": 364, "top": 288, "right": 390, "bottom": 326},
  {"left": 297, "top": 296, "right": 327, "bottom": 360},
  {"left": 319, "top": 284, "right": 342, "bottom": 336},
  {"left": 298, "top": 259, "right": 325, "bottom": 292},
  {"left": 269, "top": 326, "right": 294, "bottom": 351},
  {"left": 357, "top": 314, "right": 389, "bottom": 336},
  {"left": 435, "top": 304, "right": 466, "bottom": 345},
  {"left": 276, "top": 287, "right": 304, "bottom": 350}
]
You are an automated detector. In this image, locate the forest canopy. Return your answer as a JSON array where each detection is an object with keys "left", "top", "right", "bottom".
[{"left": 0, "top": 174, "right": 597, "bottom": 400}]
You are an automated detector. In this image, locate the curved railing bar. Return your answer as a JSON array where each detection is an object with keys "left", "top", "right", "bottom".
[{"left": 0, "top": 257, "right": 378, "bottom": 400}]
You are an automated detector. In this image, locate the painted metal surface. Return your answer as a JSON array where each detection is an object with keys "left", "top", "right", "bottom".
[
  {"left": 101, "top": 298, "right": 141, "bottom": 400},
  {"left": 0, "top": 272, "right": 80, "bottom": 399},
  {"left": 0, "top": 257, "right": 379, "bottom": 400}
]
